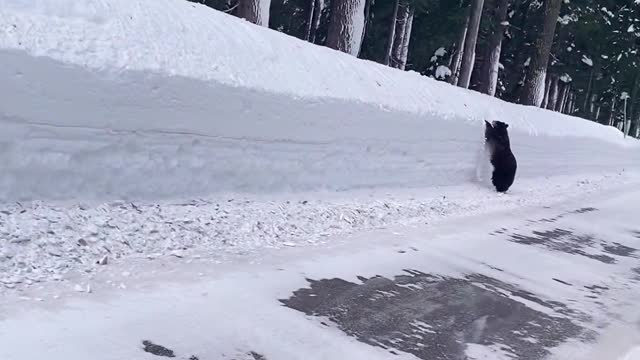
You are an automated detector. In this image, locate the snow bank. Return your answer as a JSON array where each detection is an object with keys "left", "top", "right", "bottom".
[
  {"left": 1, "top": 172, "right": 638, "bottom": 292},
  {"left": 0, "top": 0, "right": 638, "bottom": 202},
  {"left": 0, "top": 0, "right": 635, "bottom": 143}
]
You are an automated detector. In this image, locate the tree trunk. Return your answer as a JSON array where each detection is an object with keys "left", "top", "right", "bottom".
[
  {"left": 520, "top": 0, "right": 563, "bottom": 106},
  {"left": 609, "top": 98, "right": 617, "bottom": 126},
  {"left": 568, "top": 92, "right": 575, "bottom": 114},
  {"left": 473, "top": 0, "right": 510, "bottom": 95},
  {"left": 447, "top": 40, "right": 456, "bottom": 68},
  {"left": 558, "top": 84, "right": 569, "bottom": 114},
  {"left": 458, "top": 0, "right": 485, "bottom": 89},
  {"left": 398, "top": 6, "right": 415, "bottom": 70},
  {"left": 468, "top": 0, "right": 492, "bottom": 91},
  {"left": 546, "top": 75, "right": 559, "bottom": 110},
  {"left": 383, "top": 0, "right": 401, "bottom": 65},
  {"left": 309, "top": 0, "right": 326, "bottom": 43},
  {"left": 589, "top": 93, "right": 598, "bottom": 119},
  {"left": 391, "top": 1, "right": 411, "bottom": 68},
  {"left": 305, "top": 0, "right": 315, "bottom": 41},
  {"left": 237, "top": 0, "right": 272, "bottom": 27},
  {"left": 326, "top": 0, "right": 367, "bottom": 56},
  {"left": 623, "top": 96, "right": 629, "bottom": 137},
  {"left": 562, "top": 86, "right": 571, "bottom": 113},
  {"left": 554, "top": 83, "right": 563, "bottom": 112},
  {"left": 358, "top": 0, "right": 374, "bottom": 57},
  {"left": 556, "top": 82, "right": 569, "bottom": 112},
  {"left": 503, "top": 0, "right": 535, "bottom": 102},
  {"left": 631, "top": 73, "right": 640, "bottom": 137},
  {"left": 449, "top": 10, "right": 471, "bottom": 85},
  {"left": 628, "top": 71, "right": 640, "bottom": 128},
  {"left": 541, "top": 76, "right": 551, "bottom": 109},
  {"left": 582, "top": 65, "right": 596, "bottom": 111}
]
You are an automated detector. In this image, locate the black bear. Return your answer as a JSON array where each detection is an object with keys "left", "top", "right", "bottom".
[{"left": 484, "top": 120, "right": 517, "bottom": 193}]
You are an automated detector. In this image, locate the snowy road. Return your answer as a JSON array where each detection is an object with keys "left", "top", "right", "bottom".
[{"left": 1, "top": 187, "right": 639, "bottom": 360}]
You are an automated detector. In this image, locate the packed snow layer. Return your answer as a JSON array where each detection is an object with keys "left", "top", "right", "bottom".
[
  {"left": 0, "top": 0, "right": 639, "bottom": 202},
  {"left": 0, "top": 49, "right": 639, "bottom": 201},
  {"left": 1, "top": 171, "right": 638, "bottom": 293},
  {"left": 619, "top": 347, "right": 640, "bottom": 360},
  {"left": 0, "top": 0, "right": 636, "bottom": 144}
]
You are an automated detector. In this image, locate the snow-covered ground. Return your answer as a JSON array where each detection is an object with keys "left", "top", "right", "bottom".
[
  {"left": 619, "top": 347, "right": 640, "bottom": 360},
  {"left": 1, "top": 0, "right": 639, "bottom": 293},
  {"left": 2, "top": 188, "right": 640, "bottom": 360},
  {"left": 1, "top": 1, "right": 640, "bottom": 358},
  {"left": 2, "top": 172, "right": 637, "bottom": 293}
]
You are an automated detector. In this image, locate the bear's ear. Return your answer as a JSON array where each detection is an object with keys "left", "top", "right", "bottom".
[
  {"left": 485, "top": 120, "right": 492, "bottom": 127},
  {"left": 504, "top": 123, "right": 509, "bottom": 128}
]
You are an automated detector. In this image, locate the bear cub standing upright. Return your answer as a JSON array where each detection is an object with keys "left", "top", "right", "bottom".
[{"left": 484, "top": 120, "right": 517, "bottom": 193}]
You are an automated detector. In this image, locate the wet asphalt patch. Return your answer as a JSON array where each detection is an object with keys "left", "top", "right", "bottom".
[
  {"left": 248, "top": 352, "right": 267, "bottom": 360},
  {"left": 571, "top": 207, "right": 598, "bottom": 214},
  {"left": 142, "top": 340, "right": 176, "bottom": 357},
  {"left": 498, "top": 208, "right": 638, "bottom": 265},
  {"left": 140, "top": 340, "right": 265, "bottom": 360},
  {"left": 602, "top": 242, "right": 637, "bottom": 258},
  {"left": 583, "top": 284, "right": 609, "bottom": 295},
  {"left": 507, "top": 228, "right": 638, "bottom": 264},
  {"left": 281, "top": 270, "right": 585, "bottom": 360},
  {"left": 490, "top": 209, "right": 597, "bottom": 236}
]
